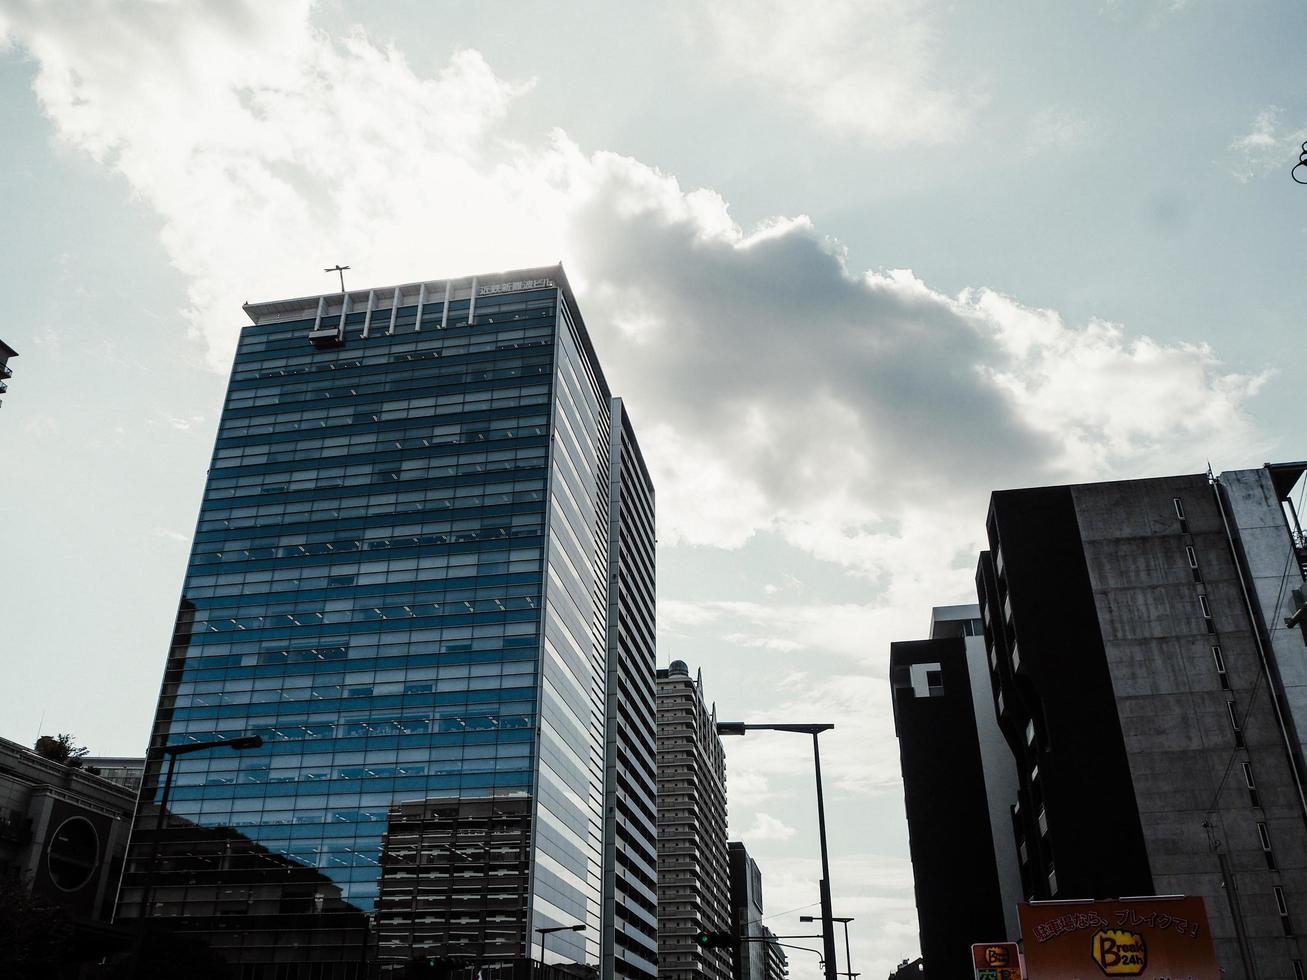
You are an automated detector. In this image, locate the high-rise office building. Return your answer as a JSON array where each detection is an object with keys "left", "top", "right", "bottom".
[
  {"left": 916, "top": 461, "right": 1307, "bottom": 980},
  {"left": 889, "top": 605, "right": 1021, "bottom": 979},
  {"left": 602, "top": 402, "right": 661, "bottom": 980},
  {"left": 726, "top": 841, "right": 788, "bottom": 980},
  {"left": 656, "top": 661, "right": 731, "bottom": 980},
  {"left": 117, "top": 266, "right": 657, "bottom": 978}
]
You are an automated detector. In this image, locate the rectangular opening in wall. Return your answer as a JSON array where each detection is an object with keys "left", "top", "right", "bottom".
[
  {"left": 1212, "top": 645, "right": 1230, "bottom": 690},
  {"left": 1187, "top": 546, "right": 1202, "bottom": 582},
  {"left": 1227, "top": 700, "right": 1243, "bottom": 747},
  {"left": 1258, "top": 822, "right": 1277, "bottom": 870}
]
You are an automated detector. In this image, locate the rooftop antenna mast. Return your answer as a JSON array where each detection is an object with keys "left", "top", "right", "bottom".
[{"left": 324, "top": 264, "right": 350, "bottom": 292}]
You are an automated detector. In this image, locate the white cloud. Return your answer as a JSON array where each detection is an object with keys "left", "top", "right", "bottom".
[
  {"left": 1, "top": 7, "right": 1274, "bottom": 979},
  {"left": 1228, "top": 106, "right": 1307, "bottom": 182},
  {"left": 150, "top": 528, "right": 190, "bottom": 544},
  {"left": 747, "top": 852, "right": 919, "bottom": 979},
  {"left": 1, "top": 1, "right": 1268, "bottom": 579},
  {"left": 721, "top": 671, "right": 907, "bottom": 801},
  {"left": 1025, "top": 106, "right": 1092, "bottom": 152},
  {"left": 742, "top": 812, "right": 798, "bottom": 842},
  {"left": 725, "top": 768, "right": 773, "bottom": 807},
  {"left": 692, "top": 0, "right": 972, "bottom": 146}
]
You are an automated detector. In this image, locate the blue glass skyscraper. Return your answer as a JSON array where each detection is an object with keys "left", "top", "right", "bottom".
[{"left": 117, "top": 266, "right": 657, "bottom": 979}]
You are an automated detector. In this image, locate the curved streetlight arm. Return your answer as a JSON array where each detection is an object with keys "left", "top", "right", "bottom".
[
  {"left": 162, "top": 735, "right": 264, "bottom": 756},
  {"left": 716, "top": 722, "right": 834, "bottom": 735},
  {"left": 535, "top": 923, "right": 585, "bottom": 973},
  {"left": 714, "top": 722, "right": 839, "bottom": 980}
]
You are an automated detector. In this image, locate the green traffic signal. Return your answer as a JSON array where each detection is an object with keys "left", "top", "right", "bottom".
[{"left": 693, "top": 930, "right": 734, "bottom": 949}]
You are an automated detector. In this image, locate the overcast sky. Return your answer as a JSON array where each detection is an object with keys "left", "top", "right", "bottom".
[{"left": 1, "top": 1, "right": 1304, "bottom": 976}]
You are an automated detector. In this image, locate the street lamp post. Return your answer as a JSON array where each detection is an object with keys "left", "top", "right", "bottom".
[
  {"left": 717, "top": 722, "right": 838, "bottom": 980},
  {"left": 802, "top": 915, "right": 854, "bottom": 979},
  {"left": 534, "top": 923, "right": 584, "bottom": 977},
  {"left": 132, "top": 735, "right": 264, "bottom": 978}
]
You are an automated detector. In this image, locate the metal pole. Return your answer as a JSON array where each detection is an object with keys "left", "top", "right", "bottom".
[
  {"left": 133, "top": 747, "right": 177, "bottom": 978},
  {"left": 812, "top": 732, "right": 838, "bottom": 980},
  {"left": 841, "top": 919, "right": 853, "bottom": 979},
  {"left": 156, "top": 748, "right": 178, "bottom": 832}
]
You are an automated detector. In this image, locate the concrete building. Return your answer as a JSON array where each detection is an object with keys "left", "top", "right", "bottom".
[
  {"left": 726, "top": 841, "right": 788, "bottom": 980},
  {"left": 117, "top": 266, "right": 659, "bottom": 978},
  {"left": 601, "top": 401, "right": 661, "bottom": 980},
  {"left": 0, "top": 735, "right": 136, "bottom": 963},
  {"left": 972, "top": 462, "right": 1307, "bottom": 980},
  {"left": 759, "top": 928, "right": 788, "bottom": 980},
  {"left": 82, "top": 756, "right": 146, "bottom": 794},
  {"left": 656, "top": 661, "right": 731, "bottom": 980},
  {"left": 0, "top": 338, "right": 16, "bottom": 407},
  {"left": 890, "top": 606, "right": 1021, "bottom": 979}
]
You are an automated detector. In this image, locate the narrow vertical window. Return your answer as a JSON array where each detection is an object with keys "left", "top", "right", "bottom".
[
  {"left": 1174, "top": 497, "right": 1189, "bottom": 532},
  {"left": 1212, "top": 645, "right": 1230, "bottom": 690},
  {"left": 1227, "top": 700, "right": 1244, "bottom": 747},
  {"left": 1292, "top": 959, "right": 1304, "bottom": 980},
  {"left": 1187, "top": 546, "right": 1202, "bottom": 582},
  {"left": 1258, "top": 822, "right": 1277, "bottom": 870},
  {"left": 1243, "top": 762, "right": 1261, "bottom": 808},
  {"left": 1275, "top": 885, "right": 1293, "bottom": 935}
]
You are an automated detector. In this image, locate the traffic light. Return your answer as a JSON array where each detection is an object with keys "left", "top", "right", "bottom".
[{"left": 692, "top": 930, "right": 735, "bottom": 949}]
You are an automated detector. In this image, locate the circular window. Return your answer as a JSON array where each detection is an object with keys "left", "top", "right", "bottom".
[{"left": 47, "top": 816, "right": 100, "bottom": 892}]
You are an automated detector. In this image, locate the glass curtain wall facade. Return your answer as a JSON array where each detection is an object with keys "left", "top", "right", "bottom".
[
  {"left": 601, "top": 401, "right": 660, "bottom": 980},
  {"left": 117, "top": 267, "right": 630, "bottom": 978}
]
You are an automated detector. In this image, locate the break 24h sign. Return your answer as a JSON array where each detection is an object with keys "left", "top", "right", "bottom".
[{"left": 1016, "top": 896, "right": 1219, "bottom": 979}]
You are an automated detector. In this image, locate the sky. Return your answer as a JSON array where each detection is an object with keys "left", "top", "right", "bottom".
[{"left": 1, "top": 1, "right": 1305, "bottom": 976}]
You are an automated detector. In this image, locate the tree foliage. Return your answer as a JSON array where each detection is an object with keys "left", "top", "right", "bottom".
[{"left": 33, "top": 733, "right": 89, "bottom": 766}]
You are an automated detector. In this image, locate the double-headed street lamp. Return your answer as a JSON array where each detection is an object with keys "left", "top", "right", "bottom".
[
  {"left": 802, "top": 914, "right": 854, "bottom": 979},
  {"left": 534, "top": 923, "right": 584, "bottom": 976},
  {"left": 717, "top": 721, "right": 838, "bottom": 980}
]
